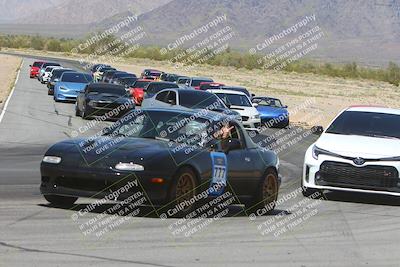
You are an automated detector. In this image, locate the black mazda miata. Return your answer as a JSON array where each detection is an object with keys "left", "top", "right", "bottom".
[{"left": 40, "top": 108, "right": 280, "bottom": 215}]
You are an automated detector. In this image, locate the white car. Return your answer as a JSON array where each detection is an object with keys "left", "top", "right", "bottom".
[
  {"left": 208, "top": 89, "right": 261, "bottom": 130},
  {"left": 42, "top": 66, "right": 62, "bottom": 84},
  {"left": 141, "top": 88, "right": 242, "bottom": 122},
  {"left": 302, "top": 106, "right": 400, "bottom": 197}
]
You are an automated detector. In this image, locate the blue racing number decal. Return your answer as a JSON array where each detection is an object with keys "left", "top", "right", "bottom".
[{"left": 209, "top": 152, "right": 228, "bottom": 196}]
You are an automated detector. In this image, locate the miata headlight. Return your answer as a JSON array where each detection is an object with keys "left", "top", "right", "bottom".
[
  {"left": 43, "top": 156, "right": 62, "bottom": 164},
  {"left": 115, "top": 162, "right": 144, "bottom": 171}
]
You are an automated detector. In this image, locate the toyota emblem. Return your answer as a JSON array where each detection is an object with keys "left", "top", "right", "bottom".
[{"left": 353, "top": 157, "right": 365, "bottom": 166}]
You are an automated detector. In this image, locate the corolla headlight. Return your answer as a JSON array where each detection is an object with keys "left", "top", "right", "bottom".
[
  {"left": 312, "top": 145, "right": 333, "bottom": 160},
  {"left": 43, "top": 156, "right": 62, "bottom": 164},
  {"left": 251, "top": 114, "right": 260, "bottom": 120},
  {"left": 115, "top": 162, "right": 144, "bottom": 171}
]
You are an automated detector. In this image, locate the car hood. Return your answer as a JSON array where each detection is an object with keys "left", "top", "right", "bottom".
[
  {"left": 257, "top": 106, "right": 288, "bottom": 116},
  {"left": 47, "top": 137, "right": 175, "bottom": 166},
  {"left": 229, "top": 105, "right": 259, "bottom": 117},
  {"left": 88, "top": 93, "right": 128, "bottom": 102},
  {"left": 316, "top": 133, "right": 400, "bottom": 158},
  {"left": 57, "top": 82, "right": 88, "bottom": 90}
]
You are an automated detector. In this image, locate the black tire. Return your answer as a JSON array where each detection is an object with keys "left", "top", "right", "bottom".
[
  {"left": 43, "top": 194, "right": 77, "bottom": 207},
  {"left": 75, "top": 103, "right": 80, "bottom": 117},
  {"left": 301, "top": 179, "right": 323, "bottom": 198},
  {"left": 246, "top": 169, "right": 279, "bottom": 214},
  {"left": 283, "top": 119, "right": 290, "bottom": 129},
  {"left": 165, "top": 167, "right": 199, "bottom": 217},
  {"left": 82, "top": 106, "right": 90, "bottom": 120}
]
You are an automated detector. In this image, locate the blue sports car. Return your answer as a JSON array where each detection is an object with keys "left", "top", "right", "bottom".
[
  {"left": 54, "top": 72, "right": 93, "bottom": 102},
  {"left": 252, "top": 97, "right": 289, "bottom": 128}
]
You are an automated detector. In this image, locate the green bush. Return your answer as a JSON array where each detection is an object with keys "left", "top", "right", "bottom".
[{"left": 0, "top": 33, "right": 399, "bottom": 86}]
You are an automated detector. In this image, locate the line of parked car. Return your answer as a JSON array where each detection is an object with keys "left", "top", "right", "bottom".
[
  {"left": 30, "top": 60, "right": 400, "bottom": 212},
  {"left": 29, "top": 61, "right": 290, "bottom": 128},
  {"left": 31, "top": 61, "right": 284, "bottom": 213}
]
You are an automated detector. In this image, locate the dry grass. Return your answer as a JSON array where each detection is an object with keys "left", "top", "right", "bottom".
[
  {"left": 113, "top": 59, "right": 400, "bottom": 127},
  {"left": 0, "top": 54, "right": 22, "bottom": 108},
  {"left": 8, "top": 49, "right": 400, "bottom": 127}
]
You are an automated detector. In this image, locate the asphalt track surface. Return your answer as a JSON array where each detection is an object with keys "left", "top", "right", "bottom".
[{"left": 1, "top": 54, "right": 400, "bottom": 267}]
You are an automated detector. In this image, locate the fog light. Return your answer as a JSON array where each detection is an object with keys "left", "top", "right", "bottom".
[
  {"left": 305, "top": 165, "right": 310, "bottom": 182},
  {"left": 315, "top": 172, "right": 321, "bottom": 181}
]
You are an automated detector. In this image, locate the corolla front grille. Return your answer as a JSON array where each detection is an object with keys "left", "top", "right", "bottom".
[
  {"left": 241, "top": 116, "right": 249, "bottom": 121},
  {"left": 317, "top": 161, "right": 399, "bottom": 190}
]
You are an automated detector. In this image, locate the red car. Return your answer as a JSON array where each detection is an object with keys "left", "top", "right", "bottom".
[
  {"left": 29, "top": 61, "right": 45, "bottom": 78},
  {"left": 140, "top": 69, "right": 162, "bottom": 80},
  {"left": 199, "top": 82, "right": 225, "bottom": 91},
  {"left": 129, "top": 79, "right": 152, "bottom": 105}
]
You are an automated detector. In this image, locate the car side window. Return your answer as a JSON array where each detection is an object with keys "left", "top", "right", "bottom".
[
  {"left": 166, "top": 91, "right": 177, "bottom": 105},
  {"left": 117, "top": 114, "right": 146, "bottom": 137},
  {"left": 230, "top": 124, "right": 245, "bottom": 149},
  {"left": 156, "top": 91, "right": 169, "bottom": 102}
]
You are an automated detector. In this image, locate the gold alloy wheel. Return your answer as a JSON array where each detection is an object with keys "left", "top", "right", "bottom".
[
  {"left": 262, "top": 173, "right": 278, "bottom": 207},
  {"left": 175, "top": 172, "right": 196, "bottom": 207}
]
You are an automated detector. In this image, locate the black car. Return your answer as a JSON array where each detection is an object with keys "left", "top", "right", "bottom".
[
  {"left": 144, "top": 81, "right": 179, "bottom": 99},
  {"left": 94, "top": 67, "right": 116, "bottom": 82},
  {"left": 109, "top": 72, "right": 137, "bottom": 84},
  {"left": 102, "top": 70, "right": 119, "bottom": 83},
  {"left": 47, "top": 68, "right": 74, "bottom": 95},
  {"left": 114, "top": 77, "right": 138, "bottom": 88},
  {"left": 143, "top": 88, "right": 242, "bottom": 123},
  {"left": 160, "top": 73, "right": 180, "bottom": 82},
  {"left": 75, "top": 83, "right": 135, "bottom": 120},
  {"left": 90, "top": 64, "right": 110, "bottom": 74},
  {"left": 40, "top": 108, "right": 280, "bottom": 216}
]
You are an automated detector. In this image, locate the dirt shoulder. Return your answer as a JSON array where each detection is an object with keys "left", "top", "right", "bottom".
[
  {"left": 0, "top": 54, "right": 22, "bottom": 109},
  {"left": 6, "top": 49, "right": 400, "bottom": 127}
]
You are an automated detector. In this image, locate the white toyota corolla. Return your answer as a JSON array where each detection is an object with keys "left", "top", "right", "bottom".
[{"left": 303, "top": 106, "right": 400, "bottom": 197}]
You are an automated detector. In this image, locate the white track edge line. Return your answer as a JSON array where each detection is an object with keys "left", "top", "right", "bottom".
[{"left": 0, "top": 58, "right": 23, "bottom": 124}]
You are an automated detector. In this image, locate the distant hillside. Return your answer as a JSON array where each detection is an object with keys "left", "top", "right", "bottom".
[
  {"left": 15, "top": 0, "right": 173, "bottom": 25},
  {"left": 123, "top": 0, "right": 400, "bottom": 65},
  {"left": 1, "top": 0, "right": 400, "bottom": 65},
  {"left": 0, "top": 0, "right": 63, "bottom": 22}
]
